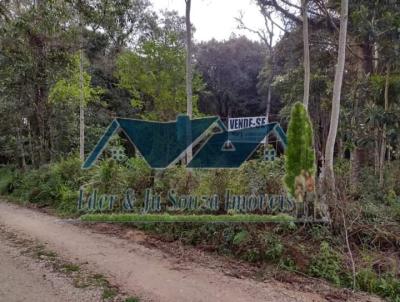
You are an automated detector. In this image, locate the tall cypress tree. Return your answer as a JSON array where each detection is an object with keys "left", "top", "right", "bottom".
[{"left": 284, "top": 102, "right": 315, "bottom": 197}]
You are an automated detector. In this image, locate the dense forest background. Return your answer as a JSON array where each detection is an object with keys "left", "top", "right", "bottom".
[
  {"left": 0, "top": 0, "right": 398, "bottom": 177},
  {"left": 0, "top": 0, "right": 399, "bottom": 184},
  {"left": 0, "top": 0, "right": 270, "bottom": 166}
]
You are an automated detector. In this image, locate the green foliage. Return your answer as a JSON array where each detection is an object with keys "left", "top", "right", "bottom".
[
  {"left": 155, "top": 165, "right": 198, "bottom": 195},
  {"left": 80, "top": 213, "right": 295, "bottom": 223},
  {"left": 0, "top": 167, "right": 14, "bottom": 194},
  {"left": 230, "top": 158, "right": 285, "bottom": 195},
  {"left": 116, "top": 17, "right": 203, "bottom": 121},
  {"left": 308, "top": 225, "right": 331, "bottom": 241},
  {"left": 356, "top": 269, "right": 400, "bottom": 302},
  {"left": 260, "top": 233, "right": 284, "bottom": 261},
  {"left": 233, "top": 230, "right": 250, "bottom": 245},
  {"left": 124, "top": 298, "right": 140, "bottom": 302},
  {"left": 279, "top": 257, "right": 297, "bottom": 271},
  {"left": 102, "top": 287, "right": 117, "bottom": 300},
  {"left": 90, "top": 159, "right": 130, "bottom": 194},
  {"left": 309, "top": 241, "right": 342, "bottom": 285},
  {"left": 49, "top": 54, "right": 103, "bottom": 106},
  {"left": 284, "top": 102, "right": 315, "bottom": 196},
  {"left": 7, "top": 156, "right": 85, "bottom": 213},
  {"left": 356, "top": 268, "right": 380, "bottom": 293},
  {"left": 125, "top": 157, "right": 152, "bottom": 193}
]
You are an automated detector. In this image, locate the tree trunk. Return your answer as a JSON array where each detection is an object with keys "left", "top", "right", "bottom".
[
  {"left": 349, "top": 69, "right": 360, "bottom": 185},
  {"left": 79, "top": 49, "right": 85, "bottom": 161},
  {"left": 16, "top": 126, "right": 26, "bottom": 170},
  {"left": 379, "top": 67, "right": 390, "bottom": 187},
  {"left": 79, "top": 16, "right": 85, "bottom": 161},
  {"left": 350, "top": 147, "right": 360, "bottom": 192},
  {"left": 302, "top": 0, "right": 310, "bottom": 109},
  {"left": 27, "top": 120, "right": 35, "bottom": 166},
  {"left": 34, "top": 72, "right": 48, "bottom": 164},
  {"left": 264, "top": 83, "right": 271, "bottom": 148},
  {"left": 31, "top": 0, "right": 49, "bottom": 164},
  {"left": 185, "top": 0, "right": 193, "bottom": 163},
  {"left": 374, "top": 128, "right": 380, "bottom": 174},
  {"left": 266, "top": 84, "right": 271, "bottom": 123},
  {"left": 323, "top": 0, "right": 348, "bottom": 193}
]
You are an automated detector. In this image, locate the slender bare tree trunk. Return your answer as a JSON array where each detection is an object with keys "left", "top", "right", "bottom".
[
  {"left": 263, "top": 83, "right": 272, "bottom": 149},
  {"left": 350, "top": 81, "right": 360, "bottom": 187},
  {"left": 79, "top": 16, "right": 85, "bottom": 161},
  {"left": 185, "top": 0, "right": 193, "bottom": 117},
  {"left": 350, "top": 147, "right": 360, "bottom": 191},
  {"left": 27, "top": 120, "right": 35, "bottom": 166},
  {"left": 185, "top": 0, "right": 193, "bottom": 162},
  {"left": 302, "top": 0, "right": 310, "bottom": 109},
  {"left": 266, "top": 85, "right": 271, "bottom": 124},
  {"left": 16, "top": 126, "right": 26, "bottom": 170},
  {"left": 374, "top": 128, "right": 380, "bottom": 174},
  {"left": 323, "top": 0, "right": 348, "bottom": 192},
  {"left": 379, "top": 67, "right": 390, "bottom": 187}
]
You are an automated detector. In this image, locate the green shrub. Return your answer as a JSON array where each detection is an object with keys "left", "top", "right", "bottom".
[
  {"left": 15, "top": 166, "right": 58, "bottom": 204},
  {"left": 8, "top": 156, "right": 84, "bottom": 208},
  {"left": 385, "top": 189, "right": 398, "bottom": 206},
  {"left": 56, "top": 184, "right": 79, "bottom": 216},
  {"left": 91, "top": 159, "right": 128, "bottom": 194},
  {"left": 220, "top": 226, "right": 237, "bottom": 250},
  {"left": 0, "top": 167, "right": 15, "bottom": 194},
  {"left": 155, "top": 165, "right": 199, "bottom": 195},
  {"left": 308, "top": 225, "right": 331, "bottom": 241},
  {"left": 357, "top": 269, "right": 400, "bottom": 301},
  {"left": 124, "top": 297, "right": 140, "bottom": 302},
  {"left": 50, "top": 156, "right": 85, "bottom": 188},
  {"left": 233, "top": 230, "right": 250, "bottom": 246},
  {"left": 260, "top": 233, "right": 284, "bottom": 261},
  {"left": 125, "top": 157, "right": 152, "bottom": 193},
  {"left": 273, "top": 220, "right": 297, "bottom": 234},
  {"left": 230, "top": 158, "right": 285, "bottom": 195},
  {"left": 356, "top": 268, "right": 379, "bottom": 293},
  {"left": 279, "top": 257, "right": 297, "bottom": 271},
  {"left": 196, "top": 169, "right": 231, "bottom": 199},
  {"left": 309, "top": 241, "right": 342, "bottom": 285},
  {"left": 242, "top": 247, "right": 262, "bottom": 262},
  {"left": 376, "top": 274, "right": 400, "bottom": 301}
]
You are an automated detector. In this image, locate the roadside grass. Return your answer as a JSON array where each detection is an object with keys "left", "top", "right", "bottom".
[
  {"left": 80, "top": 213, "right": 295, "bottom": 223},
  {"left": 35, "top": 248, "right": 57, "bottom": 260},
  {"left": 102, "top": 287, "right": 118, "bottom": 300},
  {"left": 124, "top": 297, "right": 140, "bottom": 302},
  {"left": 62, "top": 263, "right": 80, "bottom": 273}
]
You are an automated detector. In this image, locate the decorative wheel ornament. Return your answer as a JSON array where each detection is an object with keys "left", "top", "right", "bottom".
[
  {"left": 264, "top": 148, "right": 276, "bottom": 161},
  {"left": 110, "top": 146, "right": 126, "bottom": 162}
]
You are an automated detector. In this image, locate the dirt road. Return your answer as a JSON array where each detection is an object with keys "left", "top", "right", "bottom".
[
  {"left": 0, "top": 236, "right": 104, "bottom": 302},
  {"left": 0, "top": 201, "right": 382, "bottom": 302}
]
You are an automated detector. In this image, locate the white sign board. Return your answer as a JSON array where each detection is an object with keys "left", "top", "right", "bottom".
[{"left": 228, "top": 116, "right": 268, "bottom": 131}]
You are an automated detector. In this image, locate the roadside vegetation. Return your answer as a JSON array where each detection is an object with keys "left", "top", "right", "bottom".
[
  {"left": 80, "top": 213, "right": 295, "bottom": 223},
  {"left": 1, "top": 153, "right": 400, "bottom": 301}
]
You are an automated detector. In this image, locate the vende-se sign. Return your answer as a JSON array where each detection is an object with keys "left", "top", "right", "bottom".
[{"left": 228, "top": 116, "right": 268, "bottom": 131}]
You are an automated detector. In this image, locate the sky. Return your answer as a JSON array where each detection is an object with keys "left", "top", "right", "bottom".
[{"left": 150, "top": 0, "right": 270, "bottom": 42}]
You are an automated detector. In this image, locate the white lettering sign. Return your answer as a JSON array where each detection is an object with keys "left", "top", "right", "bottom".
[{"left": 228, "top": 116, "right": 268, "bottom": 131}]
